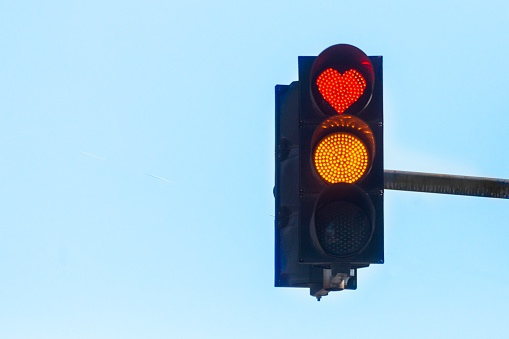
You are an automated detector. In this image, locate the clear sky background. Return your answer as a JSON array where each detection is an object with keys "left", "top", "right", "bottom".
[{"left": 1, "top": 0, "right": 509, "bottom": 338}]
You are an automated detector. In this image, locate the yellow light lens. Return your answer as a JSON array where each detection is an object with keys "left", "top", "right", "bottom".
[{"left": 314, "top": 133, "right": 369, "bottom": 183}]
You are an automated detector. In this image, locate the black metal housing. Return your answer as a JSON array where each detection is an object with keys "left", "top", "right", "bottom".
[
  {"left": 274, "top": 45, "right": 383, "bottom": 296},
  {"left": 298, "top": 53, "right": 384, "bottom": 266}
]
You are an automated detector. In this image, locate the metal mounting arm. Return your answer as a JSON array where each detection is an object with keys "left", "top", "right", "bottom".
[{"left": 384, "top": 170, "right": 509, "bottom": 199}]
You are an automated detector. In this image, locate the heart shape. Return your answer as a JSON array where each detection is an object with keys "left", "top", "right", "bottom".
[{"left": 316, "top": 68, "right": 366, "bottom": 114}]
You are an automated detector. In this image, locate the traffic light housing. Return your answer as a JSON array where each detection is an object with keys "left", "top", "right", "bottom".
[{"left": 275, "top": 44, "right": 383, "bottom": 299}]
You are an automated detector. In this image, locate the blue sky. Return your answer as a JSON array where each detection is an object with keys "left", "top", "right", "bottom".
[{"left": 1, "top": 0, "right": 509, "bottom": 338}]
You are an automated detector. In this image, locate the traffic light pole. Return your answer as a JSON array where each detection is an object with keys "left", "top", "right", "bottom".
[{"left": 384, "top": 170, "right": 509, "bottom": 199}]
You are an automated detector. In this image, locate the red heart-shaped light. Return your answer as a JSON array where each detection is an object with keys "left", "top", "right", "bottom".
[{"left": 316, "top": 68, "right": 366, "bottom": 114}]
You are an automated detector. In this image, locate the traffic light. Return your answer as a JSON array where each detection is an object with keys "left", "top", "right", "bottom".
[{"left": 275, "top": 44, "right": 383, "bottom": 299}]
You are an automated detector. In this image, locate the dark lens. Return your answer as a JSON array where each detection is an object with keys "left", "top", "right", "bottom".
[{"left": 315, "top": 201, "right": 371, "bottom": 257}]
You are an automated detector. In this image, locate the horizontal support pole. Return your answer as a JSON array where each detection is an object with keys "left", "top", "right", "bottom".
[{"left": 384, "top": 170, "right": 509, "bottom": 199}]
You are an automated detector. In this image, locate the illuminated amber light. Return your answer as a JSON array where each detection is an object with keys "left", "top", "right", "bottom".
[
  {"left": 316, "top": 68, "right": 366, "bottom": 114},
  {"left": 314, "top": 133, "right": 369, "bottom": 183}
]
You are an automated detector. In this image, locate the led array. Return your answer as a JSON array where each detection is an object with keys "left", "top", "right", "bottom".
[
  {"left": 314, "top": 133, "right": 369, "bottom": 183},
  {"left": 316, "top": 68, "right": 366, "bottom": 114}
]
